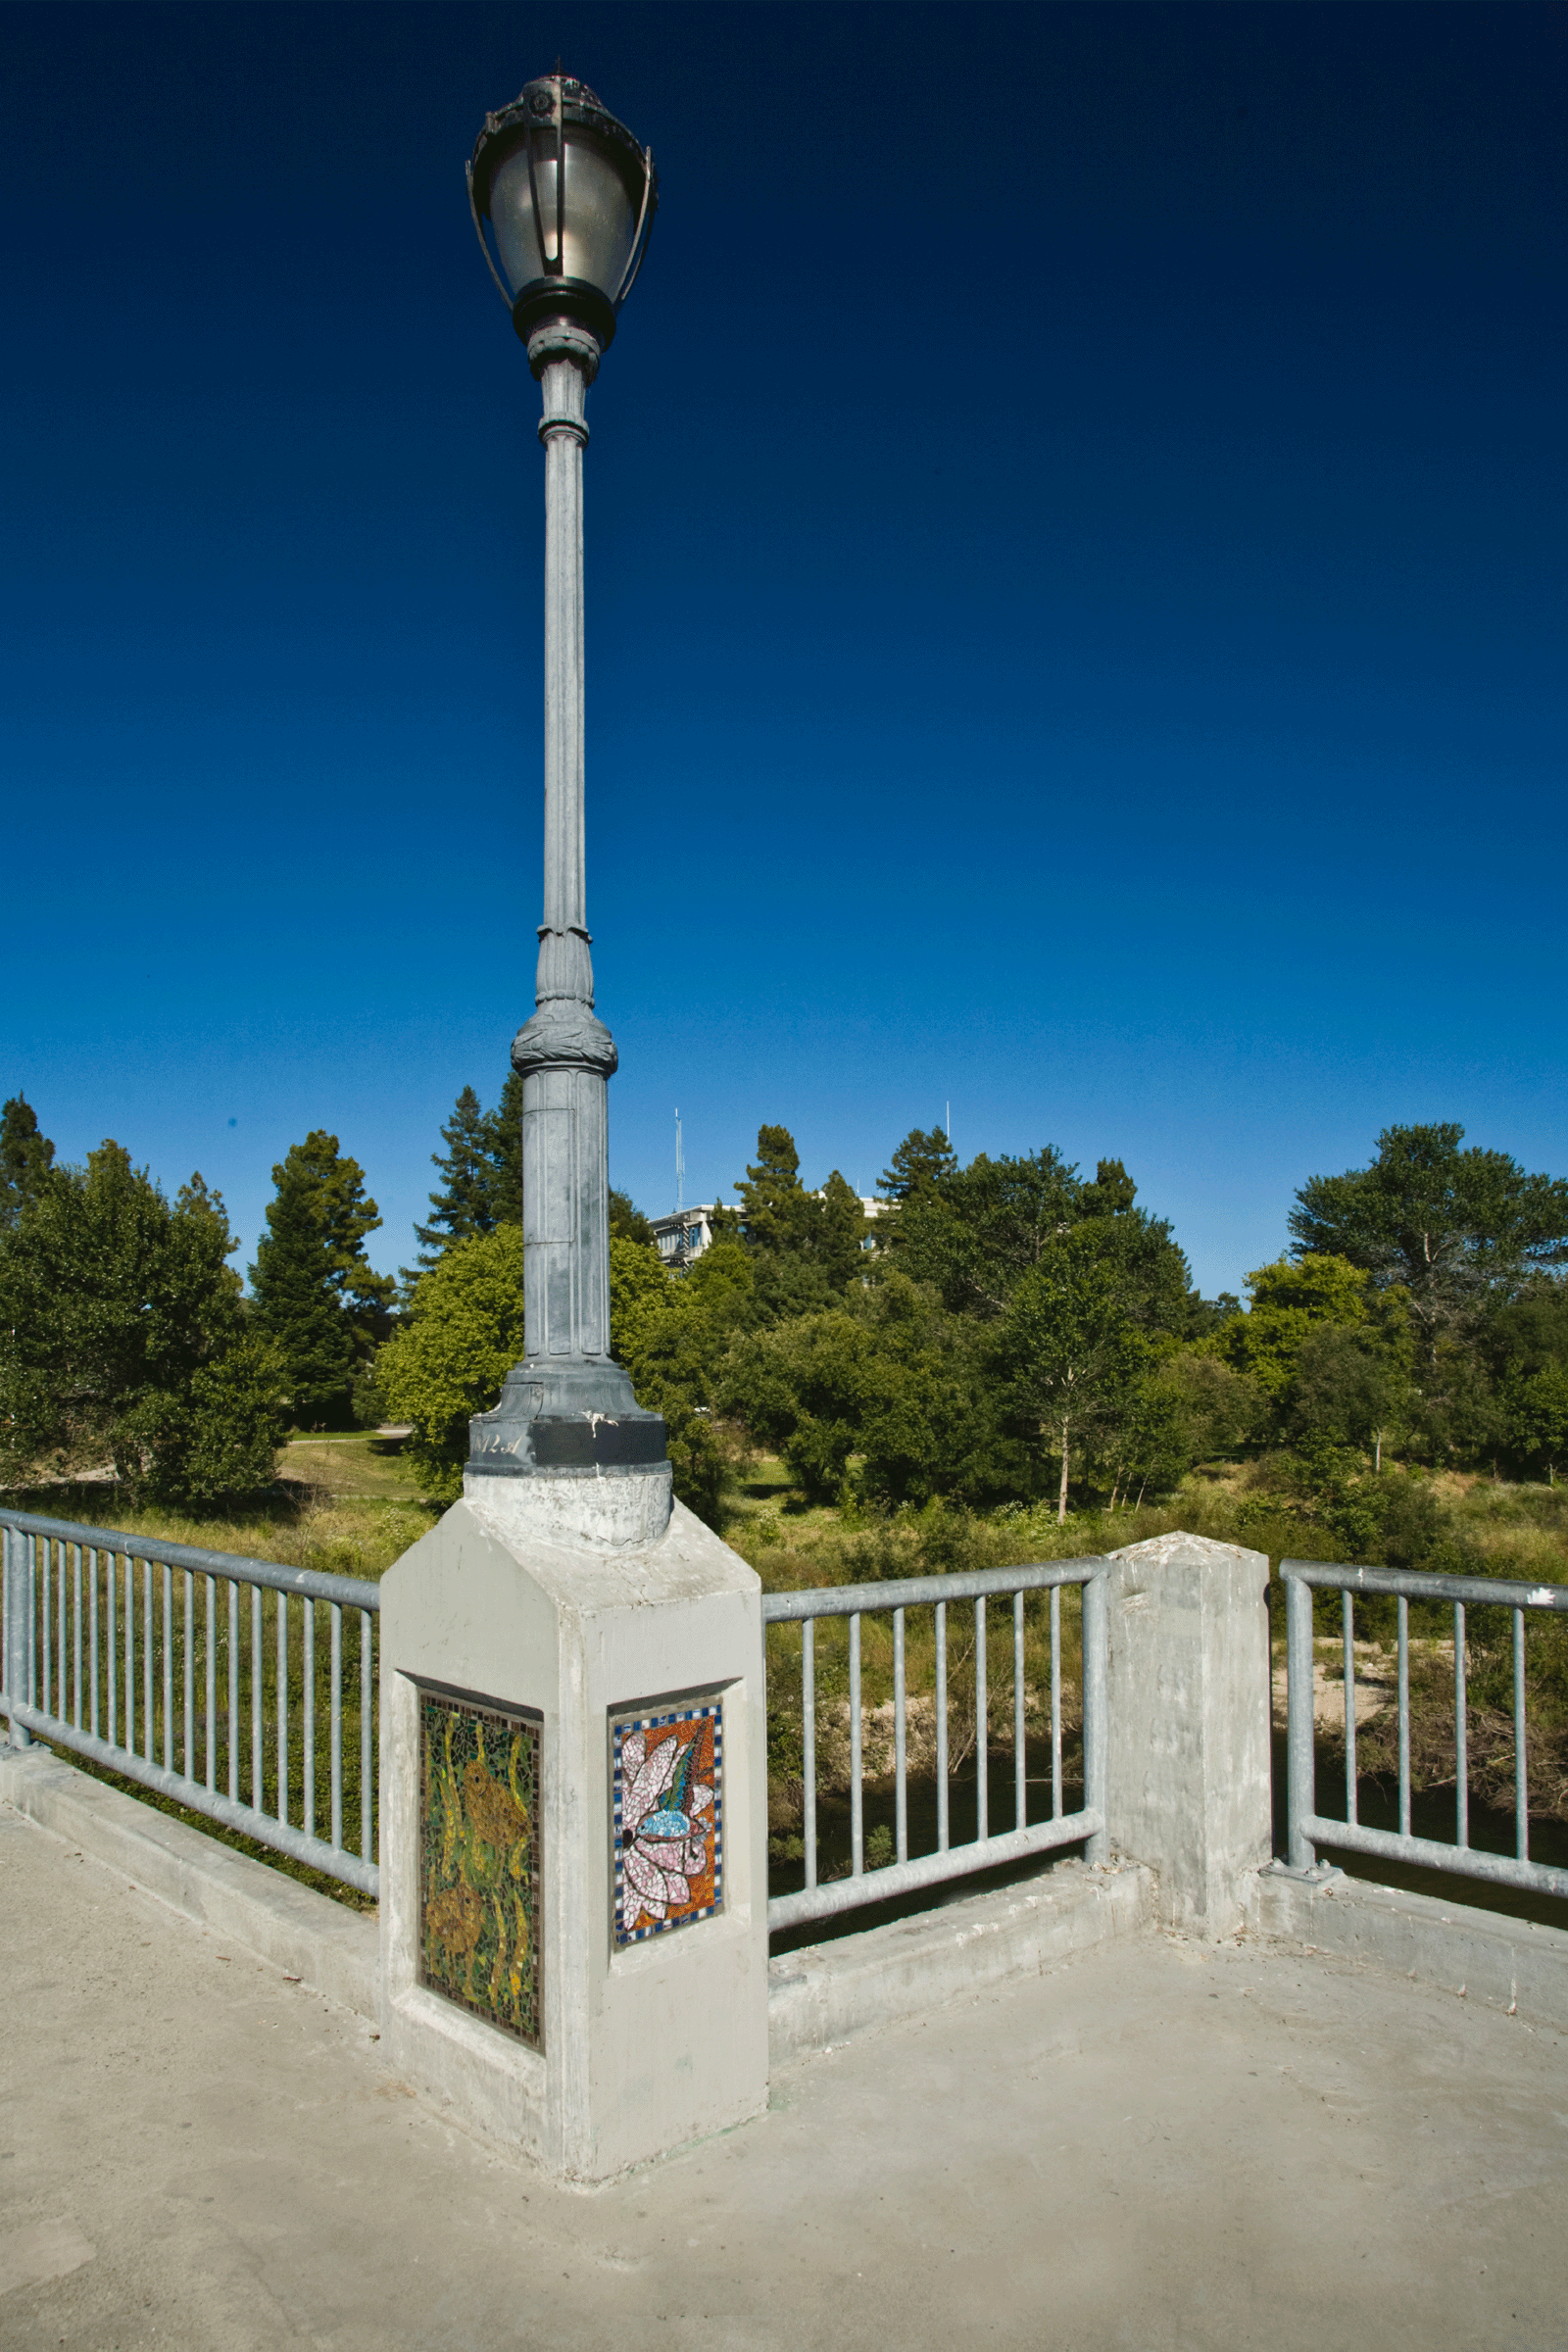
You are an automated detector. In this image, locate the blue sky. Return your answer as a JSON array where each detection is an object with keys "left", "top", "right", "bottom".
[{"left": 3, "top": 2, "right": 1564, "bottom": 1298}]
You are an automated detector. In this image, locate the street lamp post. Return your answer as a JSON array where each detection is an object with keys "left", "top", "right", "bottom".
[
  {"left": 464, "top": 72, "right": 668, "bottom": 1544},
  {"left": 375, "top": 78, "right": 768, "bottom": 2170}
]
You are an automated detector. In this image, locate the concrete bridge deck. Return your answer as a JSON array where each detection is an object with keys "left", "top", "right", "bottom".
[{"left": 2, "top": 1795, "right": 1564, "bottom": 2351}]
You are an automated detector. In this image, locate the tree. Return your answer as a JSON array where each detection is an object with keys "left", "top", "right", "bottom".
[
  {"left": 0, "top": 1143, "right": 285, "bottom": 1494},
  {"left": 1506, "top": 1364, "right": 1568, "bottom": 1485},
  {"left": 379, "top": 1226, "right": 749, "bottom": 1515},
  {"left": 413, "top": 1073, "right": 524, "bottom": 1267},
  {"left": 1290, "top": 1123, "right": 1568, "bottom": 1359},
  {"left": 1219, "top": 1255, "right": 1376, "bottom": 1403},
  {"left": 887, "top": 1147, "right": 1198, "bottom": 1339},
  {"left": 609, "top": 1189, "right": 656, "bottom": 1246},
  {"left": 611, "top": 1236, "right": 755, "bottom": 1519},
  {"left": 251, "top": 1132, "right": 395, "bottom": 1427},
  {"left": 996, "top": 1228, "right": 1151, "bottom": 1522},
  {"left": 0, "top": 1095, "right": 54, "bottom": 1230},
  {"left": 1287, "top": 1324, "right": 1412, "bottom": 1468},
  {"left": 714, "top": 1125, "right": 864, "bottom": 1317},
  {"left": 375, "top": 1226, "right": 529, "bottom": 1498},
  {"left": 877, "top": 1126, "right": 957, "bottom": 1206}
]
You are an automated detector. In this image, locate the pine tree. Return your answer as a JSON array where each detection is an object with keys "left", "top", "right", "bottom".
[
  {"left": 877, "top": 1126, "right": 957, "bottom": 1205},
  {"left": 251, "top": 1132, "right": 395, "bottom": 1427},
  {"left": 414, "top": 1072, "right": 525, "bottom": 1266},
  {"left": 1, "top": 1094, "right": 55, "bottom": 1230}
]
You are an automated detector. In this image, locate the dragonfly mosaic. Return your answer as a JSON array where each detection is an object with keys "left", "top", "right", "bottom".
[{"left": 611, "top": 1699, "right": 723, "bottom": 1945}]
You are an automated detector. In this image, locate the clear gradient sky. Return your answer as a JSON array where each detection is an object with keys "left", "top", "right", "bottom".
[{"left": 3, "top": 2, "right": 1564, "bottom": 1297}]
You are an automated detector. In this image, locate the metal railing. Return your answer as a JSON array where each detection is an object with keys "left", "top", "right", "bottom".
[
  {"left": 1, "top": 1509, "right": 379, "bottom": 1896},
  {"left": 1282, "top": 1556, "right": 1568, "bottom": 1902},
  {"left": 763, "top": 1558, "right": 1107, "bottom": 1933}
]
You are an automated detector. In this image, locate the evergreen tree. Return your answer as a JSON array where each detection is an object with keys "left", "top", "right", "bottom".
[
  {"left": 251, "top": 1132, "right": 395, "bottom": 1427},
  {"left": 0, "top": 1142, "right": 285, "bottom": 1493},
  {"left": 414, "top": 1073, "right": 524, "bottom": 1265},
  {"left": 877, "top": 1126, "right": 957, "bottom": 1205},
  {"left": 609, "top": 1188, "right": 656, "bottom": 1246},
  {"left": 1, "top": 1094, "right": 55, "bottom": 1230},
  {"left": 1291, "top": 1123, "right": 1568, "bottom": 1359},
  {"left": 714, "top": 1125, "right": 864, "bottom": 1316}
]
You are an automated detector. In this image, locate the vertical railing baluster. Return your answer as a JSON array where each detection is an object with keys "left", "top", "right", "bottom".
[
  {"left": 303, "top": 1597, "right": 315, "bottom": 1841},
  {"left": 1081, "top": 1568, "right": 1107, "bottom": 1866},
  {"left": 330, "top": 1603, "right": 343, "bottom": 1851},
  {"left": 125, "top": 1552, "right": 135, "bottom": 1756},
  {"left": 251, "top": 1584, "right": 264, "bottom": 1810},
  {"left": 1514, "top": 1606, "right": 1528, "bottom": 1864},
  {"left": 143, "top": 1557, "right": 154, "bottom": 1765},
  {"left": 1013, "top": 1590, "right": 1026, "bottom": 1833},
  {"left": 228, "top": 1580, "right": 240, "bottom": 1803},
  {"left": 1454, "top": 1600, "right": 1468, "bottom": 1849},
  {"left": 88, "top": 1547, "right": 99, "bottom": 1738},
  {"left": 802, "top": 1618, "right": 816, "bottom": 1892},
  {"left": 1050, "top": 1584, "right": 1062, "bottom": 1820},
  {"left": 162, "top": 1561, "right": 174, "bottom": 1774},
  {"left": 205, "top": 1576, "right": 217, "bottom": 1794},
  {"left": 1285, "top": 1568, "right": 1315, "bottom": 1872},
  {"left": 1396, "top": 1592, "right": 1410, "bottom": 1839},
  {"left": 893, "top": 1605, "right": 906, "bottom": 1866},
  {"left": 276, "top": 1592, "right": 289, "bottom": 1827},
  {"left": 27, "top": 1534, "right": 38, "bottom": 1729},
  {"left": 1343, "top": 1590, "right": 1357, "bottom": 1826},
  {"left": 107, "top": 1552, "right": 118, "bottom": 1750},
  {"left": 73, "top": 1543, "right": 82, "bottom": 1729},
  {"left": 41, "top": 1537, "right": 51, "bottom": 1723},
  {"left": 361, "top": 1609, "right": 373, "bottom": 1860},
  {"left": 849, "top": 1611, "right": 862, "bottom": 1877},
  {"left": 974, "top": 1595, "right": 988, "bottom": 1841},
  {"left": 183, "top": 1568, "right": 194, "bottom": 1780},
  {"left": 57, "top": 1540, "right": 67, "bottom": 1717},
  {"left": 935, "top": 1599, "right": 949, "bottom": 1851}
]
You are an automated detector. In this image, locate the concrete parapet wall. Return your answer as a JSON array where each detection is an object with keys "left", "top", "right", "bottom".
[
  {"left": 768, "top": 1859, "right": 1155, "bottom": 2064},
  {"left": 0, "top": 1744, "right": 379, "bottom": 2018},
  {"left": 1251, "top": 1864, "right": 1568, "bottom": 2030}
]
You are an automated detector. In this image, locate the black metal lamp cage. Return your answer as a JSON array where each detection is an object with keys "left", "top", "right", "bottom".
[{"left": 468, "top": 72, "right": 658, "bottom": 354}]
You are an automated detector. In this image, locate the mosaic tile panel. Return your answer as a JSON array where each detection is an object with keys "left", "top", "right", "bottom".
[
  {"left": 418, "top": 1688, "right": 542, "bottom": 2047},
  {"left": 611, "top": 1698, "right": 724, "bottom": 1946}
]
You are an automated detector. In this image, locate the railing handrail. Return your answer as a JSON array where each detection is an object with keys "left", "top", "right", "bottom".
[
  {"left": 762, "top": 1554, "right": 1108, "bottom": 1933},
  {"left": 1281, "top": 1556, "right": 1568, "bottom": 1612},
  {"left": 762, "top": 1556, "right": 1106, "bottom": 1622},
  {"left": 1280, "top": 1550, "right": 1568, "bottom": 1905},
  {"left": 0, "top": 1508, "right": 379, "bottom": 1612}
]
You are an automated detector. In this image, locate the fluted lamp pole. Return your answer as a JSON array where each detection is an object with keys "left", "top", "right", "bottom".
[{"left": 464, "top": 70, "right": 669, "bottom": 1546}]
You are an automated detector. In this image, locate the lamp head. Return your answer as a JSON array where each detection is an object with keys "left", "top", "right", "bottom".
[{"left": 468, "top": 71, "right": 658, "bottom": 357}]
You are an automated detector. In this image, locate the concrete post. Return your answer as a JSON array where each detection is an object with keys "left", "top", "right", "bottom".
[
  {"left": 1103, "top": 1531, "right": 1271, "bottom": 1937},
  {"left": 378, "top": 1492, "right": 768, "bottom": 2180}
]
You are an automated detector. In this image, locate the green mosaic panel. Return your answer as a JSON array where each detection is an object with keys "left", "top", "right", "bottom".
[{"left": 418, "top": 1690, "right": 541, "bottom": 2048}]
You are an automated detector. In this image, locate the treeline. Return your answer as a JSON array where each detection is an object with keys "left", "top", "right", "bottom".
[
  {"left": 8, "top": 1070, "right": 1568, "bottom": 1552},
  {"left": 0, "top": 1098, "right": 393, "bottom": 1498},
  {"left": 379, "top": 1086, "right": 1568, "bottom": 1542}
]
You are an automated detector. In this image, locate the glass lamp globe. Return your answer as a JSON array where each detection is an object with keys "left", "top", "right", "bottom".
[{"left": 468, "top": 72, "right": 658, "bottom": 353}]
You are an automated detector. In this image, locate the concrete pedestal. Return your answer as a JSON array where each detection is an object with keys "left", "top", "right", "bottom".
[
  {"left": 1104, "top": 1531, "right": 1272, "bottom": 1938},
  {"left": 378, "top": 1487, "right": 767, "bottom": 2180}
]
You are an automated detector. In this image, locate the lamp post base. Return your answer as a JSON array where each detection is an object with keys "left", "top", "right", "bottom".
[{"left": 467, "top": 1357, "right": 671, "bottom": 1550}]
